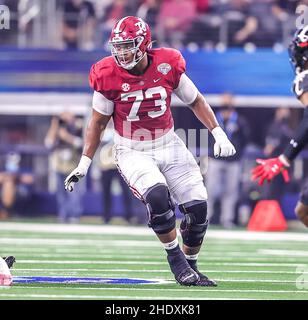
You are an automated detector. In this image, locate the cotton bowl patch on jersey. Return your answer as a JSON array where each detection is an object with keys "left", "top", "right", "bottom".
[
  {"left": 157, "top": 63, "right": 171, "bottom": 75},
  {"left": 13, "top": 276, "right": 170, "bottom": 285}
]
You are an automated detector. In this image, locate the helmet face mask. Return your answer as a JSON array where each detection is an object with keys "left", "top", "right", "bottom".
[
  {"left": 289, "top": 26, "right": 308, "bottom": 73},
  {"left": 109, "top": 16, "right": 152, "bottom": 70},
  {"left": 110, "top": 36, "right": 145, "bottom": 70}
]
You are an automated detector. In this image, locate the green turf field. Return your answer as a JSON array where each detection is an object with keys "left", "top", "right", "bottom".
[{"left": 0, "top": 221, "right": 308, "bottom": 300}]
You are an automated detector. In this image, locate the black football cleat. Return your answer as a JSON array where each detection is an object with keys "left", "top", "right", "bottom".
[
  {"left": 192, "top": 269, "right": 217, "bottom": 287},
  {"left": 167, "top": 251, "right": 199, "bottom": 286},
  {"left": 2, "top": 256, "right": 16, "bottom": 269},
  {"left": 175, "top": 267, "right": 199, "bottom": 286}
]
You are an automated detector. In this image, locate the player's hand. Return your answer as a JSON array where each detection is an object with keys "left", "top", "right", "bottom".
[
  {"left": 251, "top": 156, "right": 290, "bottom": 186},
  {"left": 64, "top": 155, "right": 92, "bottom": 192},
  {"left": 64, "top": 167, "right": 86, "bottom": 192},
  {"left": 212, "top": 127, "right": 236, "bottom": 157}
]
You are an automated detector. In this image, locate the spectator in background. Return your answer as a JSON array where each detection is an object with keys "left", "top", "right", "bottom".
[
  {"left": 274, "top": 0, "right": 297, "bottom": 15},
  {"left": 260, "top": 107, "right": 294, "bottom": 202},
  {"left": 186, "top": 0, "right": 253, "bottom": 48},
  {"left": 45, "top": 112, "right": 84, "bottom": 223},
  {"left": 136, "top": 0, "right": 161, "bottom": 41},
  {"left": 205, "top": 93, "right": 250, "bottom": 229},
  {"left": 243, "top": 0, "right": 286, "bottom": 47},
  {"left": 100, "top": 0, "right": 136, "bottom": 49},
  {"left": 213, "top": 0, "right": 257, "bottom": 47},
  {"left": 62, "top": 0, "right": 96, "bottom": 50},
  {"left": 0, "top": 0, "right": 18, "bottom": 46},
  {"left": 193, "top": 0, "right": 209, "bottom": 12},
  {"left": 183, "top": 0, "right": 213, "bottom": 47},
  {"left": 99, "top": 122, "right": 135, "bottom": 224},
  {"left": 0, "top": 152, "right": 34, "bottom": 220},
  {"left": 156, "top": 0, "right": 197, "bottom": 48}
]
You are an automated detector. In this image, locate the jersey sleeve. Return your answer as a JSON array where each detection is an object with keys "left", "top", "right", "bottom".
[
  {"left": 92, "top": 91, "right": 114, "bottom": 116},
  {"left": 89, "top": 63, "right": 101, "bottom": 92},
  {"left": 171, "top": 50, "right": 186, "bottom": 89},
  {"left": 174, "top": 73, "right": 199, "bottom": 105},
  {"left": 293, "top": 70, "right": 308, "bottom": 99}
]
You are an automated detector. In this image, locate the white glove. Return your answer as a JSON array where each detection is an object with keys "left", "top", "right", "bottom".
[
  {"left": 211, "top": 127, "right": 236, "bottom": 158},
  {"left": 64, "top": 155, "right": 92, "bottom": 192}
]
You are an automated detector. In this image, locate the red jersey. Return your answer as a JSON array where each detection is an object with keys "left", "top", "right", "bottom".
[{"left": 89, "top": 48, "right": 186, "bottom": 141}]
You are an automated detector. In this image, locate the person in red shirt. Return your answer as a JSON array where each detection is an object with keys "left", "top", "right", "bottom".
[{"left": 65, "top": 16, "right": 236, "bottom": 286}]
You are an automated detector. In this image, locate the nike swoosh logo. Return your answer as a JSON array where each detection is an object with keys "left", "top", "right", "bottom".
[{"left": 153, "top": 78, "right": 161, "bottom": 83}]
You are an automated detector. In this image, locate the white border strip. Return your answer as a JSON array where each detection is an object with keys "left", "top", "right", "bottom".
[
  {"left": 0, "top": 93, "right": 301, "bottom": 115},
  {"left": 0, "top": 222, "right": 308, "bottom": 242}
]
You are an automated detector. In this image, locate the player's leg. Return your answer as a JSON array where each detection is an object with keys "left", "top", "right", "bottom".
[
  {"left": 1, "top": 173, "right": 17, "bottom": 218},
  {"left": 295, "top": 202, "right": 308, "bottom": 227},
  {"left": 295, "top": 179, "right": 308, "bottom": 227},
  {"left": 143, "top": 183, "right": 199, "bottom": 285},
  {"left": 205, "top": 158, "right": 224, "bottom": 222},
  {"left": 219, "top": 161, "right": 241, "bottom": 228},
  {"left": 114, "top": 145, "right": 199, "bottom": 285},
  {"left": 1, "top": 256, "right": 16, "bottom": 269},
  {"left": 161, "top": 135, "right": 217, "bottom": 286},
  {"left": 178, "top": 200, "right": 216, "bottom": 286}
]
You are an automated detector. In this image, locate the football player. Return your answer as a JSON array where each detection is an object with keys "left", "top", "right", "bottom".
[
  {"left": 1, "top": 256, "right": 15, "bottom": 269},
  {"left": 252, "top": 26, "right": 308, "bottom": 227},
  {"left": 65, "top": 16, "right": 236, "bottom": 286}
]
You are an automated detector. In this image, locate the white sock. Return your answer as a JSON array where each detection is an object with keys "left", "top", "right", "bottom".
[
  {"left": 184, "top": 253, "right": 199, "bottom": 260},
  {"left": 162, "top": 238, "right": 179, "bottom": 250}
]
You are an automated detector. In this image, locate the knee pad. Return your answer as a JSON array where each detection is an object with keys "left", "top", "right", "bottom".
[
  {"left": 179, "top": 200, "right": 208, "bottom": 247},
  {"left": 144, "top": 183, "right": 176, "bottom": 234}
]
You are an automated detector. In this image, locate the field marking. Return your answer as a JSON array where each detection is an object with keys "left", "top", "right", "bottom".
[
  {"left": 14, "top": 260, "right": 308, "bottom": 267},
  {"left": 2, "top": 246, "right": 305, "bottom": 253},
  {"left": 9, "top": 286, "right": 308, "bottom": 294},
  {"left": 4, "top": 253, "right": 308, "bottom": 262},
  {"left": 0, "top": 293, "right": 255, "bottom": 300},
  {"left": 14, "top": 268, "right": 308, "bottom": 274},
  {"left": 0, "top": 238, "right": 161, "bottom": 247},
  {"left": 204, "top": 262, "right": 308, "bottom": 267},
  {"left": 1, "top": 222, "right": 308, "bottom": 242},
  {"left": 7, "top": 252, "right": 308, "bottom": 259},
  {"left": 9, "top": 274, "right": 307, "bottom": 283},
  {"left": 259, "top": 249, "right": 308, "bottom": 257}
]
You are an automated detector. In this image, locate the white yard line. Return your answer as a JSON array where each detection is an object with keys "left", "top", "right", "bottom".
[
  {"left": 205, "top": 262, "right": 308, "bottom": 267},
  {"left": 0, "top": 222, "right": 308, "bottom": 242},
  {"left": 259, "top": 249, "right": 308, "bottom": 257},
  {"left": 13, "top": 268, "right": 308, "bottom": 274},
  {"left": 6, "top": 252, "right": 306, "bottom": 258},
  {"left": 13, "top": 260, "right": 308, "bottom": 266},
  {"left": 8, "top": 286, "right": 308, "bottom": 294},
  {"left": 0, "top": 238, "right": 161, "bottom": 247},
  {"left": 0, "top": 293, "right": 255, "bottom": 300},
  {"left": 9, "top": 275, "right": 307, "bottom": 283}
]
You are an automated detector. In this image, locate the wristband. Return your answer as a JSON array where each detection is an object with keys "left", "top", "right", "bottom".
[
  {"left": 278, "top": 154, "right": 290, "bottom": 167},
  {"left": 211, "top": 126, "right": 228, "bottom": 142},
  {"left": 78, "top": 155, "right": 92, "bottom": 173}
]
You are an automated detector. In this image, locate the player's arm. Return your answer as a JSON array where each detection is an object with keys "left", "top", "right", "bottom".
[
  {"left": 82, "top": 110, "right": 112, "bottom": 159},
  {"left": 174, "top": 73, "right": 236, "bottom": 157},
  {"left": 64, "top": 91, "right": 113, "bottom": 191},
  {"left": 252, "top": 80, "right": 308, "bottom": 185},
  {"left": 44, "top": 116, "right": 60, "bottom": 148},
  {"left": 280, "top": 92, "right": 308, "bottom": 165}
]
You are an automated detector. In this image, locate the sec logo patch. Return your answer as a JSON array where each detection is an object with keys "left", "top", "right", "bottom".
[{"left": 122, "top": 83, "right": 130, "bottom": 92}]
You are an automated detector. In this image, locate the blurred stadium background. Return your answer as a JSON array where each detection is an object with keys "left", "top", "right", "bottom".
[{"left": 0, "top": 0, "right": 308, "bottom": 300}]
